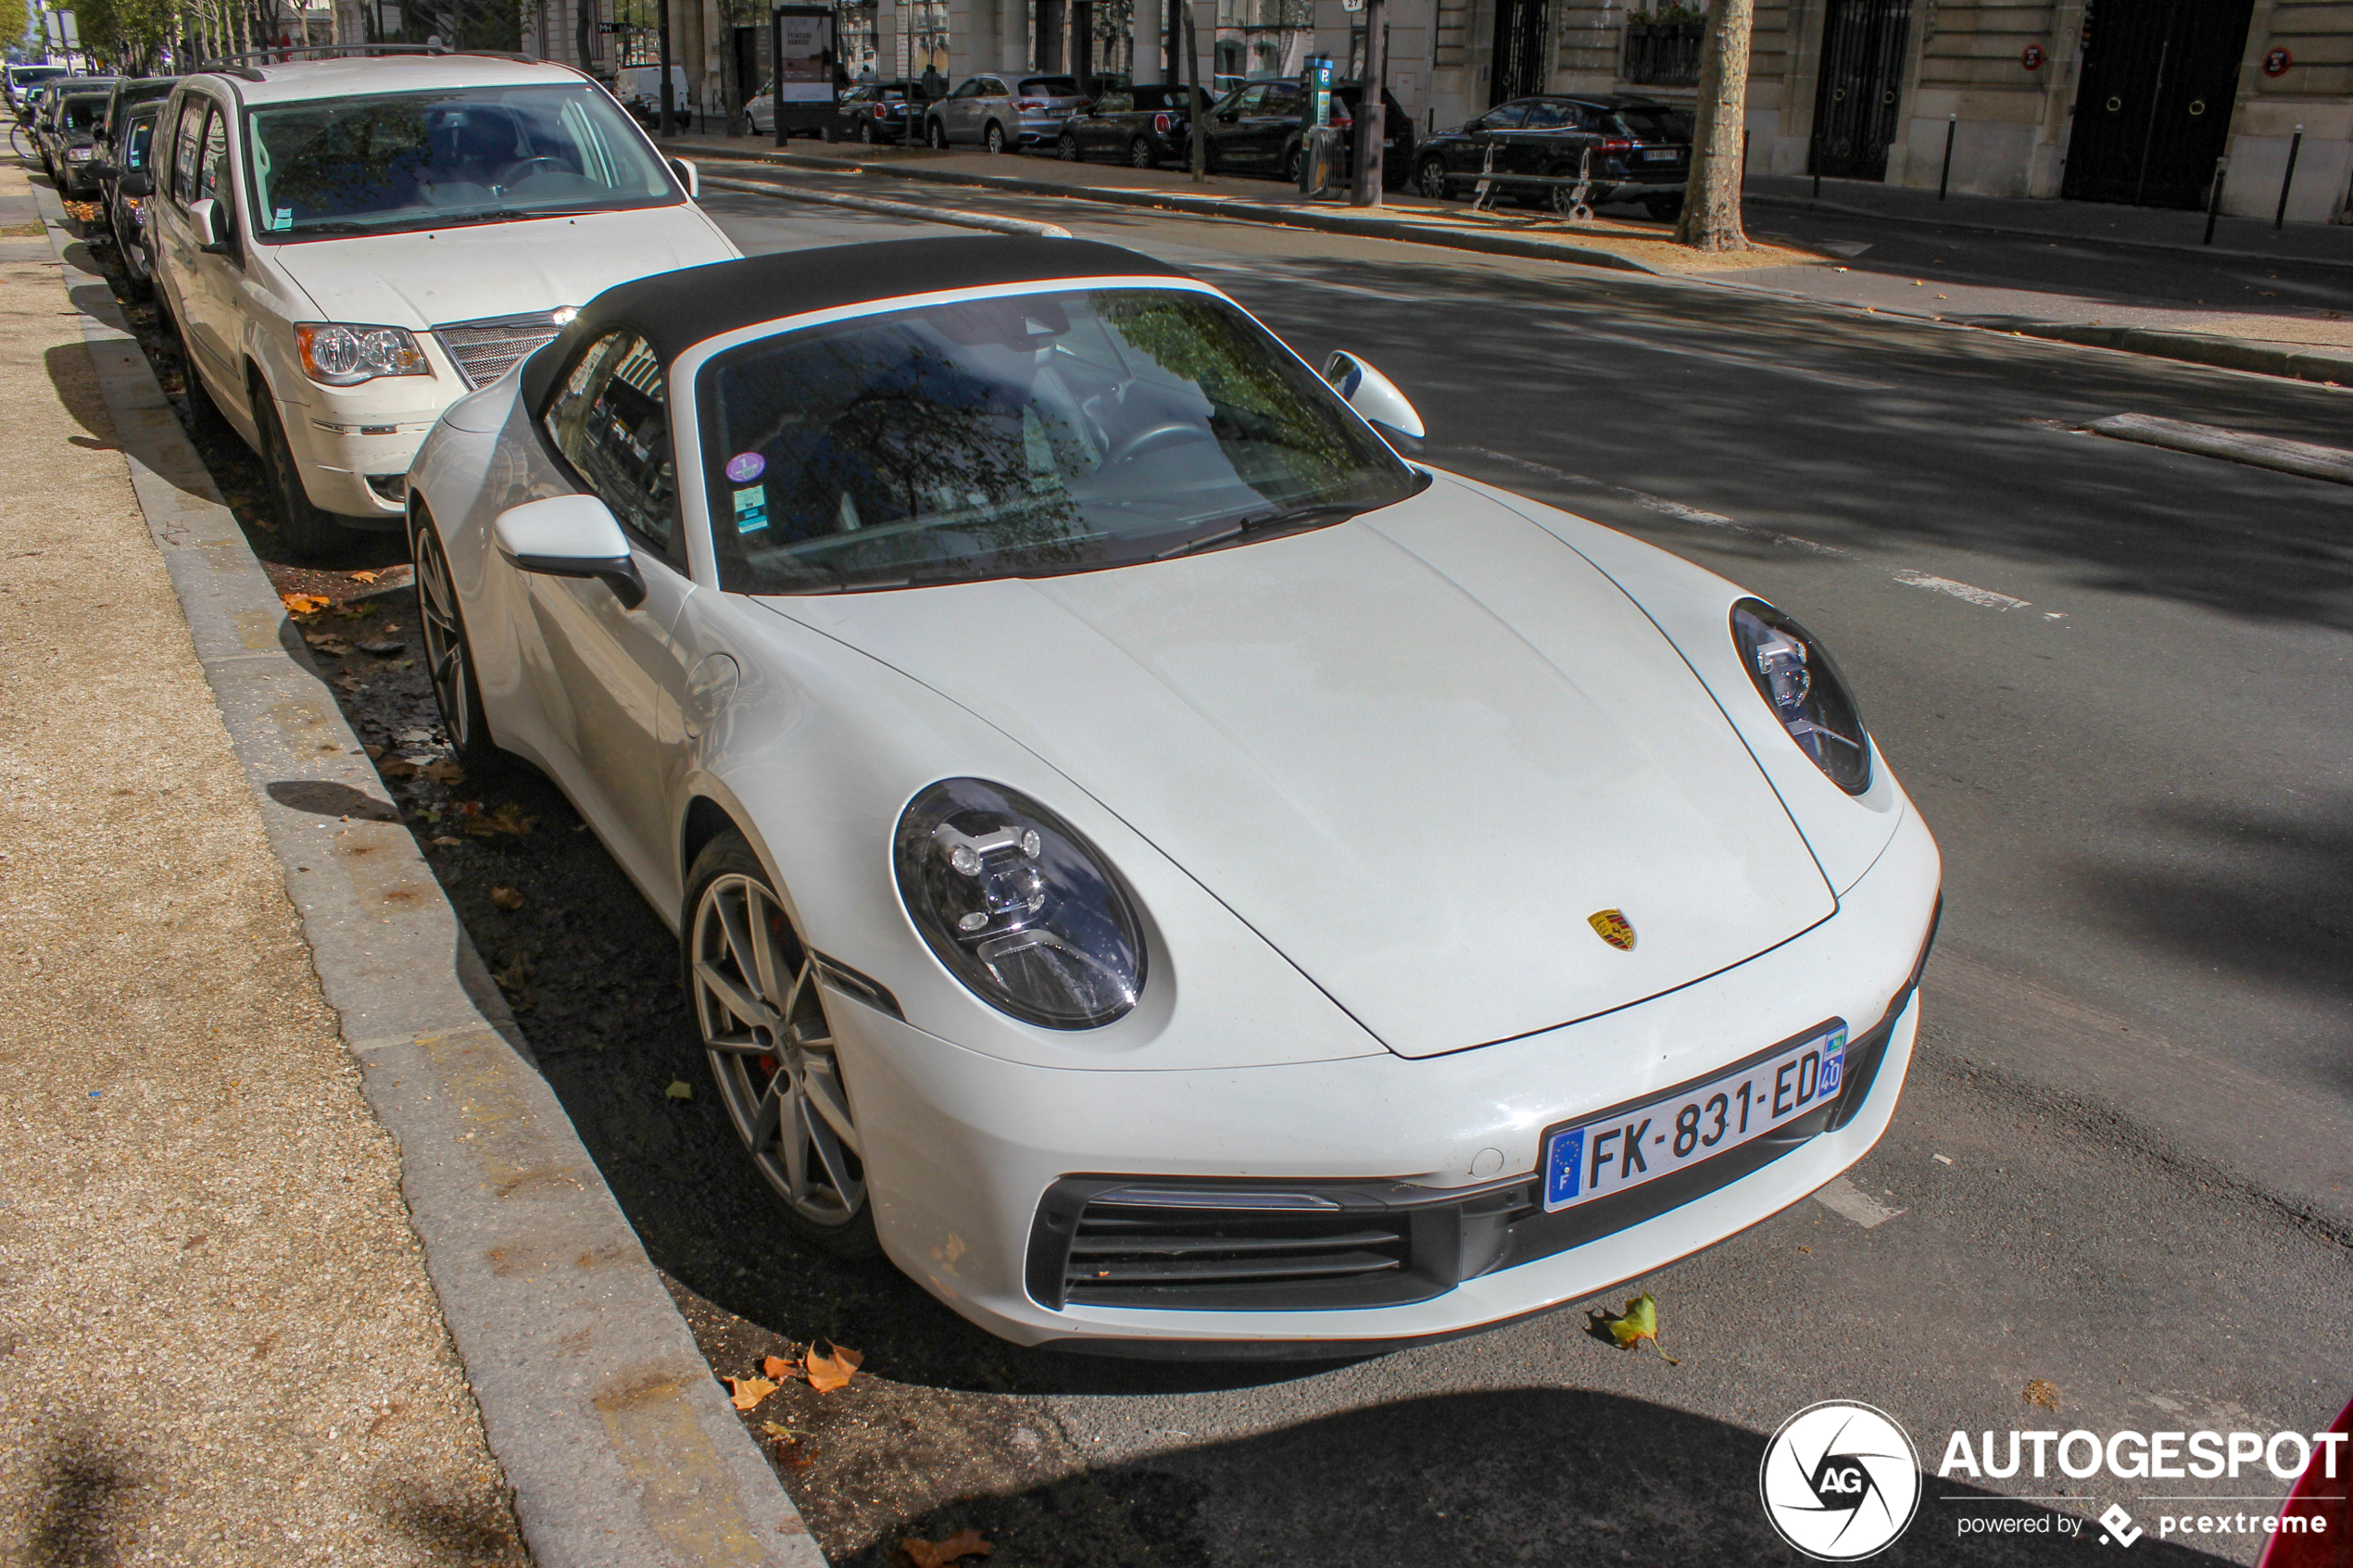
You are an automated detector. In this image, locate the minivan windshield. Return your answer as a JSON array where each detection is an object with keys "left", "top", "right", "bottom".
[
  {"left": 244, "top": 83, "right": 678, "bottom": 242},
  {"left": 701, "top": 286, "right": 1422, "bottom": 595}
]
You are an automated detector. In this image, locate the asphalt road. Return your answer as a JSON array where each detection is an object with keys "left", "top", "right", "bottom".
[
  {"left": 674, "top": 170, "right": 2353, "bottom": 1566},
  {"left": 92, "top": 170, "right": 2350, "bottom": 1567}
]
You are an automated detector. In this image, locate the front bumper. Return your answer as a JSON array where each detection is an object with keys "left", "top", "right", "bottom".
[{"left": 833, "top": 796, "right": 1939, "bottom": 1350}]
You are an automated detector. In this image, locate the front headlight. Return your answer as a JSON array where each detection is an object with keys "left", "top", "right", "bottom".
[
  {"left": 1730, "top": 598, "right": 1871, "bottom": 795},
  {"left": 894, "top": 779, "right": 1145, "bottom": 1029},
  {"left": 294, "top": 322, "right": 431, "bottom": 386},
  {"left": 66, "top": 144, "right": 93, "bottom": 160}
]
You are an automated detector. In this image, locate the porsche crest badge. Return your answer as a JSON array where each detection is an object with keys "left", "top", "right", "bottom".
[{"left": 1588, "top": 909, "right": 1637, "bottom": 951}]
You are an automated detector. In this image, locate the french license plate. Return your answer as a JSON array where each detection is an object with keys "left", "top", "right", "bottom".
[
  {"left": 1642, "top": 147, "right": 1680, "bottom": 162},
  {"left": 1541, "top": 1022, "right": 1846, "bottom": 1212}
]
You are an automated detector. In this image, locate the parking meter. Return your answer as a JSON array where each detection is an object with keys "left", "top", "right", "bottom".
[
  {"left": 1302, "top": 55, "right": 1334, "bottom": 129},
  {"left": 1299, "top": 55, "right": 1340, "bottom": 195}
]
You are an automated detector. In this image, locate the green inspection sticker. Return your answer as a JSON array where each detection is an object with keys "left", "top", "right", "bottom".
[{"left": 733, "top": 484, "right": 769, "bottom": 534}]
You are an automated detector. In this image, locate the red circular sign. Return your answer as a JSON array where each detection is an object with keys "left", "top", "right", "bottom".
[
  {"left": 2020, "top": 44, "right": 2045, "bottom": 69},
  {"left": 2264, "top": 46, "right": 2292, "bottom": 77}
]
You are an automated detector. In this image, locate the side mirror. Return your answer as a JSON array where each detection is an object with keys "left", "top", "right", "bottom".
[
  {"left": 667, "top": 156, "right": 698, "bottom": 199},
  {"left": 494, "top": 495, "right": 647, "bottom": 608},
  {"left": 187, "top": 195, "right": 233, "bottom": 254},
  {"left": 1322, "top": 351, "right": 1426, "bottom": 442},
  {"left": 120, "top": 169, "right": 152, "bottom": 197}
]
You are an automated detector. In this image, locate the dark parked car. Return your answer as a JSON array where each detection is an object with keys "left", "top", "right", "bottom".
[
  {"left": 1197, "top": 78, "right": 1413, "bottom": 189},
  {"left": 1054, "top": 82, "right": 1196, "bottom": 168},
  {"left": 97, "top": 99, "right": 163, "bottom": 295},
  {"left": 1412, "top": 94, "right": 1691, "bottom": 220},
  {"left": 99, "top": 75, "right": 176, "bottom": 152},
  {"left": 36, "top": 82, "right": 119, "bottom": 196},
  {"left": 821, "top": 81, "right": 928, "bottom": 144}
]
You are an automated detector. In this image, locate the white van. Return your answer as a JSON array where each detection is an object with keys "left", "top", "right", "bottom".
[
  {"left": 147, "top": 53, "right": 740, "bottom": 555},
  {"left": 611, "top": 64, "right": 692, "bottom": 131}
]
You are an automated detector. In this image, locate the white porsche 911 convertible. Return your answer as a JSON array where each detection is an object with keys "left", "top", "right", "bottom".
[{"left": 405, "top": 235, "right": 1940, "bottom": 1354}]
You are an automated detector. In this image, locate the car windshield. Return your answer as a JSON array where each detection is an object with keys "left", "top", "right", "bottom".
[
  {"left": 62, "top": 95, "right": 107, "bottom": 132},
  {"left": 701, "top": 286, "right": 1422, "bottom": 595},
  {"left": 244, "top": 83, "right": 677, "bottom": 242}
]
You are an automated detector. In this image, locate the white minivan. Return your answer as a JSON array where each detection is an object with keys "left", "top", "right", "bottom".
[{"left": 148, "top": 53, "right": 741, "bottom": 556}]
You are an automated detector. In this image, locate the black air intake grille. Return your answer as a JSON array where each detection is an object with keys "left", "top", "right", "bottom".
[{"left": 1065, "top": 1204, "right": 1411, "bottom": 1306}]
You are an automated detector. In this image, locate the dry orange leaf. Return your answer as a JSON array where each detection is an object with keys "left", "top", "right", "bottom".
[
  {"left": 2024, "top": 1379, "right": 2059, "bottom": 1410},
  {"left": 463, "top": 802, "right": 535, "bottom": 836},
  {"left": 282, "top": 592, "right": 330, "bottom": 616},
  {"left": 723, "top": 1375, "right": 777, "bottom": 1411},
  {"left": 901, "top": 1530, "right": 991, "bottom": 1568},
  {"left": 349, "top": 570, "right": 381, "bottom": 583},
  {"left": 491, "top": 886, "right": 524, "bottom": 910},
  {"left": 804, "top": 1342, "right": 862, "bottom": 1394},
  {"left": 761, "top": 1354, "right": 797, "bottom": 1381}
]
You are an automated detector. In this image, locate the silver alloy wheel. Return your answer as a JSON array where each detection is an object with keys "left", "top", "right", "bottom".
[
  {"left": 1128, "top": 136, "right": 1154, "bottom": 168},
  {"left": 411, "top": 521, "right": 477, "bottom": 754},
  {"left": 985, "top": 120, "right": 1005, "bottom": 154},
  {"left": 691, "top": 872, "right": 864, "bottom": 1227},
  {"left": 1416, "top": 157, "right": 1449, "bottom": 200}
]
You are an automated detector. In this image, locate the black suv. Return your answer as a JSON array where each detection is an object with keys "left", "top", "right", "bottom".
[
  {"left": 1198, "top": 79, "right": 1414, "bottom": 189},
  {"left": 1412, "top": 94, "right": 1692, "bottom": 220}
]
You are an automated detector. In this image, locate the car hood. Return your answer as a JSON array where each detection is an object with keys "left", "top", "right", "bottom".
[
  {"left": 771, "top": 480, "right": 1834, "bottom": 1059},
  {"left": 265, "top": 205, "right": 739, "bottom": 330}
]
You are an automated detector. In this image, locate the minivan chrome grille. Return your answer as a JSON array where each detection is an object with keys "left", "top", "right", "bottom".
[{"left": 431, "top": 308, "right": 573, "bottom": 391}]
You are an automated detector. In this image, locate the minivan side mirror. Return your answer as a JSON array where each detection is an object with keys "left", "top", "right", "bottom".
[
  {"left": 493, "top": 495, "right": 647, "bottom": 608},
  {"left": 120, "top": 169, "right": 152, "bottom": 197},
  {"left": 668, "top": 156, "right": 699, "bottom": 199},
  {"left": 187, "top": 196, "right": 233, "bottom": 254},
  {"left": 1322, "top": 351, "right": 1426, "bottom": 442}
]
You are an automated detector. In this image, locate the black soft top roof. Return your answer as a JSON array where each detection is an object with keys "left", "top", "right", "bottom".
[{"left": 519, "top": 235, "right": 1191, "bottom": 408}]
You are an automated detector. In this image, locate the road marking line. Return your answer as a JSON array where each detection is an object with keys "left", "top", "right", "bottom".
[
  {"left": 1891, "top": 570, "right": 2032, "bottom": 610},
  {"left": 1536, "top": 319, "right": 1895, "bottom": 390},
  {"left": 1455, "top": 445, "right": 1849, "bottom": 556},
  {"left": 1814, "top": 1175, "right": 1906, "bottom": 1228},
  {"left": 698, "top": 172, "right": 1073, "bottom": 237}
]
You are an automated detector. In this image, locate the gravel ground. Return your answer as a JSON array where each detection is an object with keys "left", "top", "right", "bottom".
[{"left": 0, "top": 168, "right": 528, "bottom": 1567}]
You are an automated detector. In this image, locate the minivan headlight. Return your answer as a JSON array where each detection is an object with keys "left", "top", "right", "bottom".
[
  {"left": 894, "top": 779, "right": 1145, "bottom": 1029},
  {"left": 295, "top": 322, "right": 431, "bottom": 386},
  {"left": 1730, "top": 598, "right": 1872, "bottom": 795}
]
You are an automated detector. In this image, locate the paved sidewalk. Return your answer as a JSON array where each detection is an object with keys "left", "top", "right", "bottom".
[{"left": 0, "top": 169, "right": 531, "bottom": 1563}]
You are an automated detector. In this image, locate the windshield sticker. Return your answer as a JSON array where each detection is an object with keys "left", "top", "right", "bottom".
[
  {"left": 724, "top": 451, "right": 764, "bottom": 483},
  {"left": 733, "top": 485, "right": 770, "bottom": 534},
  {"left": 273, "top": 207, "right": 293, "bottom": 231}
]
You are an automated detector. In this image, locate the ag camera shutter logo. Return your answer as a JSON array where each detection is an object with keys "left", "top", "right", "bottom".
[{"left": 1760, "top": 1400, "right": 1923, "bottom": 1560}]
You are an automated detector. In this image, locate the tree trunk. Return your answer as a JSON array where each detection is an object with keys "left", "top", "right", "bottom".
[{"left": 1676, "top": 0, "right": 1753, "bottom": 252}]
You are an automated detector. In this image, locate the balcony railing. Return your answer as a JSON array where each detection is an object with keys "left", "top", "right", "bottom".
[{"left": 1621, "top": 20, "right": 1704, "bottom": 87}]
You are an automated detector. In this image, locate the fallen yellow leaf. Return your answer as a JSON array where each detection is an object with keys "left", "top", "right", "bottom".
[
  {"left": 491, "top": 886, "right": 524, "bottom": 910},
  {"left": 723, "top": 1375, "right": 777, "bottom": 1411},
  {"left": 282, "top": 592, "right": 329, "bottom": 616},
  {"left": 805, "top": 1342, "right": 862, "bottom": 1393},
  {"left": 1598, "top": 1292, "right": 1679, "bottom": 1363},
  {"left": 664, "top": 1080, "right": 694, "bottom": 1102},
  {"left": 901, "top": 1529, "right": 991, "bottom": 1568}
]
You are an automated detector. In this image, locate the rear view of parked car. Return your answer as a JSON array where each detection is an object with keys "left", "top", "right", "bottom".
[
  {"left": 925, "top": 73, "right": 1088, "bottom": 153},
  {"left": 823, "top": 81, "right": 926, "bottom": 144},
  {"left": 1056, "top": 82, "right": 1194, "bottom": 167},
  {"left": 145, "top": 53, "right": 739, "bottom": 558}
]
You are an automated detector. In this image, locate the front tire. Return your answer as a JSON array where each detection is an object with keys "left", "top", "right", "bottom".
[
  {"left": 1056, "top": 130, "right": 1081, "bottom": 161},
  {"left": 857, "top": 118, "right": 874, "bottom": 144},
  {"left": 1284, "top": 142, "right": 1304, "bottom": 186},
  {"left": 686, "top": 833, "right": 878, "bottom": 1258},
  {"left": 409, "top": 506, "right": 509, "bottom": 779},
  {"left": 983, "top": 120, "right": 1007, "bottom": 155},
  {"left": 256, "top": 390, "right": 354, "bottom": 560},
  {"left": 1416, "top": 155, "right": 1451, "bottom": 200},
  {"left": 927, "top": 118, "right": 949, "bottom": 150}
]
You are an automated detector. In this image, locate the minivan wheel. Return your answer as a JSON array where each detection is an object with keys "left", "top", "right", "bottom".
[
  {"left": 255, "top": 390, "right": 355, "bottom": 560},
  {"left": 984, "top": 120, "right": 1007, "bottom": 155}
]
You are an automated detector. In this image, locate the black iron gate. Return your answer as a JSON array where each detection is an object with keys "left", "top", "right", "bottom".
[
  {"left": 1809, "top": 0, "right": 1912, "bottom": 180},
  {"left": 1490, "top": 0, "right": 1549, "bottom": 107},
  {"left": 2062, "top": 0, "right": 2254, "bottom": 209}
]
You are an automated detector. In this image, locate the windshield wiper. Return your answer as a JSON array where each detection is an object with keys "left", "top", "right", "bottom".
[{"left": 1153, "top": 503, "right": 1365, "bottom": 561}]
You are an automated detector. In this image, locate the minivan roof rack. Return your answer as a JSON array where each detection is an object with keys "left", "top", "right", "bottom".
[{"left": 195, "top": 43, "right": 536, "bottom": 75}]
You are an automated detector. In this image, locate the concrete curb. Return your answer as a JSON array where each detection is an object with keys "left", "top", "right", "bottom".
[
  {"left": 2002, "top": 320, "right": 2353, "bottom": 387},
  {"left": 2086, "top": 412, "right": 2353, "bottom": 484},
  {"left": 31, "top": 191, "right": 824, "bottom": 1568},
  {"left": 688, "top": 144, "right": 1661, "bottom": 273},
  {"left": 1743, "top": 190, "right": 2353, "bottom": 273}
]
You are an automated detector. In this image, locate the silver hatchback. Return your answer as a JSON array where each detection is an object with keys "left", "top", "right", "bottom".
[{"left": 925, "top": 73, "right": 1089, "bottom": 152}]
